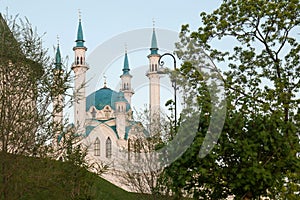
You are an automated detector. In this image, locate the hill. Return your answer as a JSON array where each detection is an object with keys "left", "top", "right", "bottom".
[{"left": 0, "top": 153, "right": 174, "bottom": 200}]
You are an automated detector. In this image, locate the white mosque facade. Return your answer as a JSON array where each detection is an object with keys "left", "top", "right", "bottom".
[{"left": 53, "top": 17, "right": 162, "bottom": 188}]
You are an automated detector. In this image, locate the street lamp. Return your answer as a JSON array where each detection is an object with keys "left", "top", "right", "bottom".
[{"left": 158, "top": 53, "right": 177, "bottom": 127}]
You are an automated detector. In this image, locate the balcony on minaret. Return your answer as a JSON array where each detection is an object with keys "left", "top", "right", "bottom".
[
  {"left": 145, "top": 66, "right": 166, "bottom": 76},
  {"left": 121, "top": 82, "right": 134, "bottom": 92},
  {"left": 71, "top": 61, "right": 89, "bottom": 71}
]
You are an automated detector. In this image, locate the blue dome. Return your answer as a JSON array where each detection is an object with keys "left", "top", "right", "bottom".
[{"left": 86, "top": 87, "right": 130, "bottom": 111}]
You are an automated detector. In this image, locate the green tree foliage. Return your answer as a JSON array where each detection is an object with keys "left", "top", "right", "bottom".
[
  {"left": 0, "top": 12, "right": 100, "bottom": 199},
  {"left": 0, "top": 12, "right": 73, "bottom": 157},
  {"left": 159, "top": 0, "right": 300, "bottom": 199}
]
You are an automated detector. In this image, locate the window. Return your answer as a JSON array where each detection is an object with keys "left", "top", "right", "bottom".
[
  {"left": 127, "top": 138, "right": 131, "bottom": 161},
  {"left": 106, "top": 137, "right": 112, "bottom": 158},
  {"left": 104, "top": 106, "right": 110, "bottom": 119},
  {"left": 91, "top": 108, "right": 97, "bottom": 118},
  {"left": 134, "top": 139, "right": 141, "bottom": 162},
  {"left": 94, "top": 137, "right": 100, "bottom": 156}
]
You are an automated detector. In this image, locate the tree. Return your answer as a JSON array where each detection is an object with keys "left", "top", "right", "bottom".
[
  {"left": 117, "top": 108, "right": 169, "bottom": 195},
  {"left": 159, "top": 0, "right": 300, "bottom": 199},
  {"left": 0, "top": 12, "right": 100, "bottom": 199}
]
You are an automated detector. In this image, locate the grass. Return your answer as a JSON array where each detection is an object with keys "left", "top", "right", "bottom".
[{"left": 0, "top": 153, "right": 177, "bottom": 200}]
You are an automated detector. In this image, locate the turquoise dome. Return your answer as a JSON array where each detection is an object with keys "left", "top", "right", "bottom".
[{"left": 86, "top": 87, "right": 130, "bottom": 111}]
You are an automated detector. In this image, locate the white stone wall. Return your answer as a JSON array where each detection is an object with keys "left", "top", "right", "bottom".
[
  {"left": 72, "top": 47, "right": 88, "bottom": 134},
  {"left": 120, "top": 74, "right": 134, "bottom": 105}
]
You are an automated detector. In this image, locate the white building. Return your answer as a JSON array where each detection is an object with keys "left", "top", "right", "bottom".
[{"left": 53, "top": 17, "right": 162, "bottom": 191}]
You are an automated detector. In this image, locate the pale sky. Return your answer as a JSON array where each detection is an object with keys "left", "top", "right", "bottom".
[
  {"left": 1, "top": 0, "right": 221, "bottom": 60},
  {"left": 1, "top": 0, "right": 223, "bottom": 119}
]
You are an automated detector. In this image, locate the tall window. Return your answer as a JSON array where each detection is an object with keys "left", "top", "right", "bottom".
[
  {"left": 127, "top": 138, "right": 131, "bottom": 161},
  {"left": 134, "top": 139, "right": 141, "bottom": 162},
  {"left": 91, "top": 108, "right": 97, "bottom": 118},
  {"left": 94, "top": 137, "right": 100, "bottom": 156},
  {"left": 106, "top": 137, "right": 112, "bottom": 158},
  {"left": 104, "top": 106, "right": 110, "bottom": 119}
]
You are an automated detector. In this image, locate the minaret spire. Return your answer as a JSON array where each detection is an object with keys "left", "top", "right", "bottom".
[
  {"left": 147, "top": 20, "right": 161, "bottom": 134},
  {"left": 55, "top": 35, "right": 62, "bottom": 69},
  {"left": 53, "top": 36, "right": 64, "bottom": 145},
  {"left": 76, "top": 9, "right": 85, "bottom": 48},
  {"left": 72, "top": 12, "right": 88, "bottom": 133},
  {"left": 120, "top": 44, "right": 134, "bottom": 106},
  {"left": 150, "top": 19, "right": 158, "bottom": 55},
  {"left": 122, "top": 45, "right": 130, "bottom": 75}
]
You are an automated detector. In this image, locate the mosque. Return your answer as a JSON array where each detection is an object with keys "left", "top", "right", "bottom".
[{"left": 53, "top": 16, "right": 163, "bottom": 190}]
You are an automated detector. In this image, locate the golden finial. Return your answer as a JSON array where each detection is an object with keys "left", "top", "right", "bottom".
[
  {"left": 78, "top": 9, "right": 82, "bottom": 21},
  {"left": 103, "top": 75, "right": 107, "bottom": 88},
  {"left": 152, "top": 18, "right": 155, "bottom": 30},
  {"left": 125, "top": 43, "right": 127, "bottom": 53},
  {"left": 57, "top": 35, "right": 60, "bottom": 46}
]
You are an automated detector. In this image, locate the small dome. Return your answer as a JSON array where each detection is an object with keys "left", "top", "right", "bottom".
[{"left": 86, "top": 87, "right": 130, "bottom": 111}]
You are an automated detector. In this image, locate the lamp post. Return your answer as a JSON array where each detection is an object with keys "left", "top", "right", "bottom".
[{"left": 158, "top": 53, "right": 177, "bottom": 127}]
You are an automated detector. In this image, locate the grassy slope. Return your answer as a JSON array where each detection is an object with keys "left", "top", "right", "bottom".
[
  {"left": 92, "top": 176, "right": 172, "bottom": 200},
  {"left": 0, "top": 153, "right": 175, "bottom": 200}
]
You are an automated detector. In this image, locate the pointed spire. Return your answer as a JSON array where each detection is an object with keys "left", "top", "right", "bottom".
[
  {"left": 75, "top": 10, "right": 85, "bottom": 47},
  {"left": 55, "top": 36, "right": 62, "bottom": 69},
  {"left": 122, "top": 44, "right": 130, "bottom": 75},
  {"left": 150, "top": 19, "right": 158, "bottom": 55}
]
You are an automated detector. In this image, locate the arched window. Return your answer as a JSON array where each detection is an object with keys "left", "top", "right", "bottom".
[
  {"left": 155, "top": 64, "right": 158, "bottom": 71},
  {"left": 91, "top": 108, "right": 97, "bottom": 118},
  {"left": 104, "top": 107, "right": 110, "bottom": 119},
  {"left": 94, "top": 137, "right": 100, "bottom": 156},
  {"left": 76, "top": 57, "right": 79, "bottom": 65},
  {"left": 134, "top": 139, "right": 141, "bottom": 162},
  {"left": 127, "top": 138, "right": 131, "bottom": 161},
  {"left": 126, "top": 83, "right": 129, "bottom": 89},
  {"left": 106, "top": 137, "right": 112, "bottom": 158},
  {"left": 80, "top": 57, "right": 83, "bottom": 65}
]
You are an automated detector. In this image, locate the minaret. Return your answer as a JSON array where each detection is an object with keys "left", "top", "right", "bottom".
[
  {"left": 52, "top": 40, "right": 64, "bottom": 145},
  {"left": 53, "top": 42, "right": 64, "bottom": 126},
  {"left": 146, "top": 25, "right": 160, "bottom": 132},
  {"left": 71, "top": 14, "right": 88, "bottom": 133},
  {"left": 120, "top": 47, "right": 134, "bottom": 105},
  {"left": 115, "top": 92, "right": 127, "bottom": 139}
]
